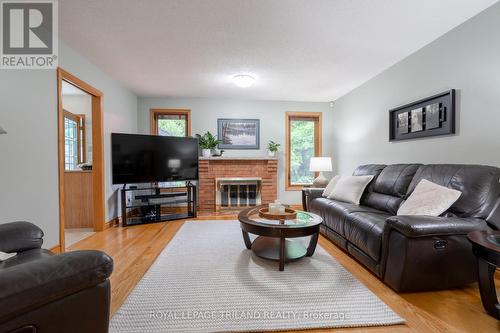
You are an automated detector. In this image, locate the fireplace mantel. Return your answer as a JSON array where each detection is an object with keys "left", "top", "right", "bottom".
[
  {"left": 199, "top": 156, "right": 277, "bottom": 161},
  {"left": 198, "top": 158, "right": 278, "bottom": 211}
]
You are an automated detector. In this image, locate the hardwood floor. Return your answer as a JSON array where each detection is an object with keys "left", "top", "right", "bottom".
[{"left": 68, "top": 215, "right": 500, "bottom": 333}]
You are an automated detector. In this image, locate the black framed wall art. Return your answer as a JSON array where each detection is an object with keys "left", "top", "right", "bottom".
[
  {"left": 389, "top": 89, "right": 456, "bottom": 142},
  {"left": 217, "top": 118, "right": 260, "bottom": 149}
]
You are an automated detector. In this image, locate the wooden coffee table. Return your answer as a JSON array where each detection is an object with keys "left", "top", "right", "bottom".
[
  {"left": 467, "top": 230, "right": 500, "bottom": 319},
  {"left": 238, "top": 205, "right": 323, "bottom": 271}
]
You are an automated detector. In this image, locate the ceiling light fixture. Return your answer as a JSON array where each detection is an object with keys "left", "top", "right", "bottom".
[{"left": 232, "top": 74, "right": 256, "bottom": 88}]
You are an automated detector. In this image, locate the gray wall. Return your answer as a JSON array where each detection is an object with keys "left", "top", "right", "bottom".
[
  {"left": 0, "top": 70, "right": 59, "bottom": 247},
  {"left": 59, "top": 42, "right": 138, "bottom": 222},
  {"left": 138, "top": 97, "right": 332, "bottom": 204},
  {"left": 0, "top": 41, "right": 137, "bottom": 248},
  {"left": 331, "top": 3, "right": 500, "bottom": 175}
]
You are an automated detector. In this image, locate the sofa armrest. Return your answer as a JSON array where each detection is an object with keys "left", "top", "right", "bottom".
[
  {"left": 386, "top": 215, "right": 488, "bottom": 238},
  {"left": 302, "top": 188, "right": 324, "bottom": 211},
  {"left": 0, "top": 250, "right": 113, "bottom": 323},
  {"left": 0, "top": 221, "right": 44, "bottom": 253}
]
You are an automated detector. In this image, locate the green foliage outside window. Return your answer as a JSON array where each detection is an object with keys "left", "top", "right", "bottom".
[
  {"left": 290, "top": 119, "right": 315, "bottom": 184},
  {"left": 158, "top": 119, "right": 186, "bottom": 137},
  {"left": 157, "top": 118, "right": 186, "bottom": 187}
]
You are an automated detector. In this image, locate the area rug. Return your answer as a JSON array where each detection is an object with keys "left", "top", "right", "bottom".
[{"left": 110, "top": 221, "right": 404, "bottom": 332}]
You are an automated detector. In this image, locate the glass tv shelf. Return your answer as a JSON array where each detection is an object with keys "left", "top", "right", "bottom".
[{"left": 120, "top": 182, "right": 197, "bottom": 227}]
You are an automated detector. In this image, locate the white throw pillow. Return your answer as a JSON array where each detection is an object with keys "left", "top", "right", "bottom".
[
  {"left": 397, "top": 179, "right": 462, "bottom": 216},
  {"left": 327, "top": 175, "right": 374, "bottom": 205},
  {"left": 322, "top": 175, "right": 340, "bottom": 197},
  {"left": 0, "top": 251, "right": 16, "bottom": 261}
]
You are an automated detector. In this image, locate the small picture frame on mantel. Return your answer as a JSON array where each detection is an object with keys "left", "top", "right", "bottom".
[{"left": 389, "top": 89, "right": 455, "bottom": 142}]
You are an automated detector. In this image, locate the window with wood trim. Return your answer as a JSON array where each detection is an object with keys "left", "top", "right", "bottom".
[
  {"left": 285, "top": 112, "right": 322, "bottom": 190},
  {"left": 63, "top": 110, "right": 86, "bottom": 170},
  {"left": 151, "top": 109, "right": 191, "bottom": 137},
  {"left": 151, "top": 109, "right": 191, "bottom": 188}
]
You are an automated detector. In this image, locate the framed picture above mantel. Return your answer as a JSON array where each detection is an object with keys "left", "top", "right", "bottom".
[
  {"left": 217, "top": 118, "right": 260, "bottom": 149},
  {"left": 389, "top": 89, "right": 456, "bottom": 142}
]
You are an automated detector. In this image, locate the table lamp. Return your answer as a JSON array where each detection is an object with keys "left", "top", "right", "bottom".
[{"left": 309, "top": 157, "right": 332, "bottom": 188}]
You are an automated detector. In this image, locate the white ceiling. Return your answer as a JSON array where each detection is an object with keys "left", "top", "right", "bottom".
[{"left": 59, "top": 0, "right": 498, "bottom": 102}]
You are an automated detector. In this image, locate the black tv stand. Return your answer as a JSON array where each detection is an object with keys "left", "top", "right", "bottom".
[{"left": 120, "top": 182, "right": 197, "bottom": 227}]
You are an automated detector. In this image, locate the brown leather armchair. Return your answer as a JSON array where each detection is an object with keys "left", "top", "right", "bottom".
[{"left": 0, "top": 222, "right": 113, "bottom": 333}]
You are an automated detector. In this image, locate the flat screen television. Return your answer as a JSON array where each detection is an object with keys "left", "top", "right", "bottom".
[{"left": 112, "top": 133, "right": 199, "bottom": 184}]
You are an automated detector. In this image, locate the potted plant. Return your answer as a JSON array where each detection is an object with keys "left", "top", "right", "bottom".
[
  {"left": 197, "top": 131, "right": 221, "bottom": 157},
  {"left": 267, "top": 140, "right": 280, "bottom": 157}
]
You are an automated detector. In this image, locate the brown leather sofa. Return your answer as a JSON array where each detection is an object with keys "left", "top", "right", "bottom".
[
  {"left": 0, "top": 221, "right": 113, "bottom": 333},
  {"left": 304, "top": 164, "right": 500, "bottom": 292}
]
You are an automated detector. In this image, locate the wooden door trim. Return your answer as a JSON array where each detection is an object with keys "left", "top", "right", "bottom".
[
  {"left": 57, "top": 68, "right": 105, "bottom": 251},
  {"left": 150, "top": 109, "right": 191, "bottom": 136}
]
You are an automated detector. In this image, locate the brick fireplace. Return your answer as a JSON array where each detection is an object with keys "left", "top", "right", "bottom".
[{"left": 198, "top": 157, "right": 278, "bottom": 211}]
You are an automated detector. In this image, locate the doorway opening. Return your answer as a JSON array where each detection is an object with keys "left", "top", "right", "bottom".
[{"left": 57, "top": 68, "right": 105, "bottom": 251}]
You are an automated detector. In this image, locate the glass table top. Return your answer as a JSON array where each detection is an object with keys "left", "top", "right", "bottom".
[
  {"left": 242, "top": 208, "right": 323, "bottom": 228},
  {"left": 487, "top": 234, "right": 500, "bottom": 247}
]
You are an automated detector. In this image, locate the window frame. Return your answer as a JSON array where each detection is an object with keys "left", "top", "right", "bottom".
[
  {"left": 150, "top": 108, "right": 192, "bottom": 190},
  {"left": 285, "top": 112, "right": 322, "bottom": 191},
  {"left": 150, "top": 109, "right": 191, "bottom": 136},
  {"left": 63, "top": 109, "right": 86, "bottom": 169}
]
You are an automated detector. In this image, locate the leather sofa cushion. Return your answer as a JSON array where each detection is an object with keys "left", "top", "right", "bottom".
[
  {"left": 320, "top": 225, "right": 348, "bottom": 250},
  {"left": 360, "top": 164, "right": 421, "bottom": 214},
  {"left": 0, "top": 249, "right": 53, "bottom": 270},
  {"left": 352, "top": 164, "right": 386, "bottom": 177},
  {"left": 352, "top": 164, "right": 386, "bottom": 192},
  {"left": 0, "top": 250, "right": 113, "bottom": 323},
  {"left": 361, "top": 192, "right": 403, "bottom": 215},
  {"left": 407, "top": 164, "right": 500, "bottom": 218},
  {"left": 309, "top": 198, "right": 349, "bottom": 235},
  {"left": 371, "top": 164, "right": 421, "bottom": 197},
  {"left": 343, "top": 212, "right": 390, "bottom": 261},
  {"left": 0, "top": 222, "right": 43, "bottom": 253},
  {"left": 309, "top": 198, "right": 386, "bottom": 236},
  {"left": 346, "top": 243, "right": 381, "bottom": 276}
]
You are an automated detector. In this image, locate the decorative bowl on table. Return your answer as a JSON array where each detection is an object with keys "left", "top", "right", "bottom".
[{"left": 258, "top": 207, "right": 297, "bottom": 221}]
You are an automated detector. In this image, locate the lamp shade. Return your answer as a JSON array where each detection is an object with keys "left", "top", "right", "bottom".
[
  {"left": 309, "top": 157, "right": 332, "bottom": 172},
  {"left": 0, "top": 126, "right": 6, "bottom": 134}
]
